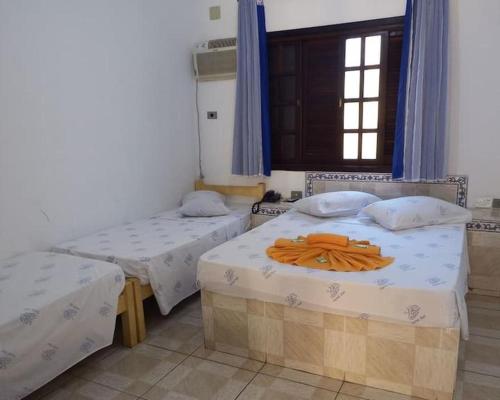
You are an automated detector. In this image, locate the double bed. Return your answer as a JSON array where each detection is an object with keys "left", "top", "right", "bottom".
[
  {"left": 197, "top": 173, "right": 470, "bottom": 400},
  {"left": 199, "top": 209, "right": 469, "bottom": 334},
  {"left": 0, "top": 251, "right": 125, "bottom": 400}
]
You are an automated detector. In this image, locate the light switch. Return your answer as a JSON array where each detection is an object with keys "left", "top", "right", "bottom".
[{"left": 209, "top": 6, "right": 221, "bottom": 20}]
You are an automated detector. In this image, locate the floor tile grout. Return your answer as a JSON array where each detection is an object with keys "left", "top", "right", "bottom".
[
  {"left": 333, "top": 380, "right": 346, "bottom": 399},
  {"left": 188, "top": 353, "right": 263, "bottom": 373},
  {"left": 146, "top": 343, "right": 346, "bottom": 394},
  {"left": 467, "top": 331, "right": 500, "bottom": 341},
  {"left": 69, "top": 343, "right": 192, "bottom": 399},
  {"left": 40, "top": 373, "right": 139, "bottom": 400},
  {"left": 36, "top": 347, "right": 124, "bottom": 399},
  {"left": 459, "top": 366, "right": 500, "bottom": 380},
  {"left": 139, "top": 351, "right": 191, "bottom": 399},
  {"left": 256, "top": 360, "right": 265, "bottom": 373},
  {"left": 257, "top": 368, "right": 343, "bottom": 393},
  {"left": 234, "top": 370, "right": 259, "bottom": 400},
  {"left": 140, "top": 341, "right": 197, "bottom": 357}
]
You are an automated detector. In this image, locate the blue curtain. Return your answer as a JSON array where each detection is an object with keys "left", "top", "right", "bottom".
[
  {"left": 392, "top": 0, "right": 449, "bottom": 181},
  {"left": 392, "top": 0, "right": 413, "bottom": 179},
  {"left": 232, "top": 0, "right": 271, "bottom": 177},
  {"left": 257, "top": 1, "right": 271, "bottom": 177}
]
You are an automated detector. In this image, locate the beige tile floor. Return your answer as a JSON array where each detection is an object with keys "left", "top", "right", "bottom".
[{"left": 25, "top": 293, "right": 500, "bottom": 400}]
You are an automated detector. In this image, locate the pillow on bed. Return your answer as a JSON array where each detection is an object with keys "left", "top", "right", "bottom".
[
  {"left": 361, "top": 196, "right": 472, "bottom": 230},
  {"left": 180, "top": 190, "right": 230, "bottom": 217},
  {"left": 293, "top": 191, "right": 381, "bottom": 217}
]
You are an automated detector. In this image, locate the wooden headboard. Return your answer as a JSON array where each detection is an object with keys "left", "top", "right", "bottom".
[
  {"left": 304, "top": 172, "right": 469, "bottom": 207},
  {"left": 195, "top": 180, "right": 266, "bottom": 199}
]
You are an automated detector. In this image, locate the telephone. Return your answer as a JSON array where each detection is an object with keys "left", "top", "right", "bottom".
[
  {"left": 262, "top": 190, "right": 282, "bottom": 203},
  {"left": 252, "top": 190, "right": 282, "bottom": 214}
]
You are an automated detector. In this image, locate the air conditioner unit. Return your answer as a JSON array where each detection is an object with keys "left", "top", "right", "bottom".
[{"left": 193, "top": 38, "right": 237, "bottom": 82}]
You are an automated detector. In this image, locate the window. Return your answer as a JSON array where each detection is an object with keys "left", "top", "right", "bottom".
[{"left": 268, "top": 17, "right": 403, "bottom": 172}]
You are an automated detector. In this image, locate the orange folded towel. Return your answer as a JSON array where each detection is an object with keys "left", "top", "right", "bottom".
[
  {"left": 266, "top": 233, "right": 393, "bottom": 272},
  {"left": 307, "top": 233, "right": 349, "bottom": 247}
]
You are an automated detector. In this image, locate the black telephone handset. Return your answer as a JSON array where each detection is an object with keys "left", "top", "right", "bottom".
[
  {"left": 252, "top": 190, "right": 281, "bottom": 214},
  {"left": 262, "top": 190, "right": 281, "bottom": 203}
]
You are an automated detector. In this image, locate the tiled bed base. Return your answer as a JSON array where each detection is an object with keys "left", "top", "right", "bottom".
[{"left": 201, "top": 289, "right": 460, "bottom": 400}]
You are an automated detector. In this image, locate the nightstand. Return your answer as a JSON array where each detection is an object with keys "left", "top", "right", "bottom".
[
  {"left": 467, "top": 208, "right": 500, "bottom": 296},
  {"left": 251, "top": 201, "right": 294, "bottom": 228}
]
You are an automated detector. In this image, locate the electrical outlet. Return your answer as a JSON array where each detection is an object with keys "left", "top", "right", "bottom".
[
  {"left": 207, "top": 111, "right": 218, "bottom": 119},
  {"left": 475, "top": 197, "right": 493, "bottom": 208}
]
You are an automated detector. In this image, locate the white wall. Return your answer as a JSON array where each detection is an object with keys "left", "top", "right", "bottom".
[
  {"left": 0, "top": 0, "right": 199, "bottom": 259},
  {"left": 447, "top": 0, "right": 500, "bottom": 206},
  {"left": 1, "top": 0, "right": 497, "bottom": 259},
  {"left": 195, "top": 0, "right": 500, "bottom": 206}
]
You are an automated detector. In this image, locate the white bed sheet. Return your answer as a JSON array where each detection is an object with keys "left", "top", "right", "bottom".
[
  {"left": 198, "top": 210, "right": 469, "bottom": 337},
  {"left": 54, "top": 206, "right": 250, "bottom": 315},
  {"left": 0, "top": 251, "right": 124, "bottom": 400}
]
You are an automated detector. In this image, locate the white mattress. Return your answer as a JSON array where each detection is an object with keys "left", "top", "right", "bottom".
[
  {"left": 54, "top": 206, "right": 250, "bottom": 315},
  {"left": 0, "top": 251, "right": 124, "bottom": 400},
  {"left": 198, "top": 210, "right": 469, "bottom": 337}
]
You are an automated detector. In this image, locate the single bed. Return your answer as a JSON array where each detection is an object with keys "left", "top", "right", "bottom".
[
  {"left": 0, "top": 251, "right": 125, "bottom": 400},
  {"left": 53, "top": 181, "right": 265, "bottom": 342},
  {"left": 197, "top": 173, "right": 470, "bottom": 400}
]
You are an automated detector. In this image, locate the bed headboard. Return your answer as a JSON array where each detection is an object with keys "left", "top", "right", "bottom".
[
  {"left": 195, "top": 180, "right": 266, "bottom": 199},
  {"left": 305, "top": 172, "right": 468, "bottom": 207}
]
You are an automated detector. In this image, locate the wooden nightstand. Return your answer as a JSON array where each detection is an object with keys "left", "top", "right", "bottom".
[
  {"left": 467, "top": 208, "right": 500, "bottom": 296},
  {"left": 251, "top": 201, "right": 294, "bottom": 228}
]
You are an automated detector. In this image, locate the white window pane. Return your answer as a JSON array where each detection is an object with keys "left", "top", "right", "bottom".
[
  {"left": 363, "top": 69, "right": 380, "bottom": 98},
  {"left": 345, "top": 38, "right": 361, "bottom": 67},
  {"left": 344, "top": 70, "right": 360, "bottom": 99},
  {"left": 344, "top": 102, "right": 359, "bottom": 129},
  {"left": 362, "top": 101, "right": 378, "bottom": 129},
  {"left": 343, "top": 133, "right": 359, "bottom": 159},
  {"left": 365, "top": 35, "right": 381, "bottom": 66},
  {"left": 362, "top": 132, "right": 378, "bottom": 159}
]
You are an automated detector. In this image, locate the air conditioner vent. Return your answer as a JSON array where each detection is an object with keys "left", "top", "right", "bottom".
[
  {"left": 208, "top": 37, "right": 237, "bottom": 49},
  {"left": 193, "top": 38, "right": 237, "bottom": 81}
]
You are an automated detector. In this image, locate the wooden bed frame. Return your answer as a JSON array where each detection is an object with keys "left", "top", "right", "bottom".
[
  {"left": 126, "top": 180, "right": 266, "bottom": 343},
  {"left": 194, "top": 180, "right": 266, "bottom": 199},
  {"left": 115, "top": 279, "right": 138, "bottom": 347}
]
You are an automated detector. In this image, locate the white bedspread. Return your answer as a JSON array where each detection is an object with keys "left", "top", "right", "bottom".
[
  {"left": 198, "top": 210, "right": 469, "bottom": 337},
  {"left": 0, "top": 252, "right": 124, "bottom": 400},
  {"left": 54, "top": 206, "right": 250, "bottom": 315}
]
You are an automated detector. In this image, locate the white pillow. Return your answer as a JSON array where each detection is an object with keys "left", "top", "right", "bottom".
[
  {"left": 293, "top": 191, "right": 381, "bottom": 217},
  {"left": 361, "top": 196, "right": 472, "bottom": 230},
  {"left": 179, "top": 190, "right": 230, "bottom": 217}
]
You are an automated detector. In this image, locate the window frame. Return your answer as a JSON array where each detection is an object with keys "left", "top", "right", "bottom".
[
  {"left": 268, "top": 16, "right": 404, "bottom": 172},
  {"left": 341, "top": 31, "right": 388, "bottom": 166}
]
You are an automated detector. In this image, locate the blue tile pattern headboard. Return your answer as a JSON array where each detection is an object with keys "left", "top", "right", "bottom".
[{"left": 305, "top": 172, "right": 468, "bottom": 208}]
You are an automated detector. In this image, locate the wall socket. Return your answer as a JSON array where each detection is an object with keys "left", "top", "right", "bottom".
[{"left": 207, "top": 111, "right": 218, "bottom": 119}]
